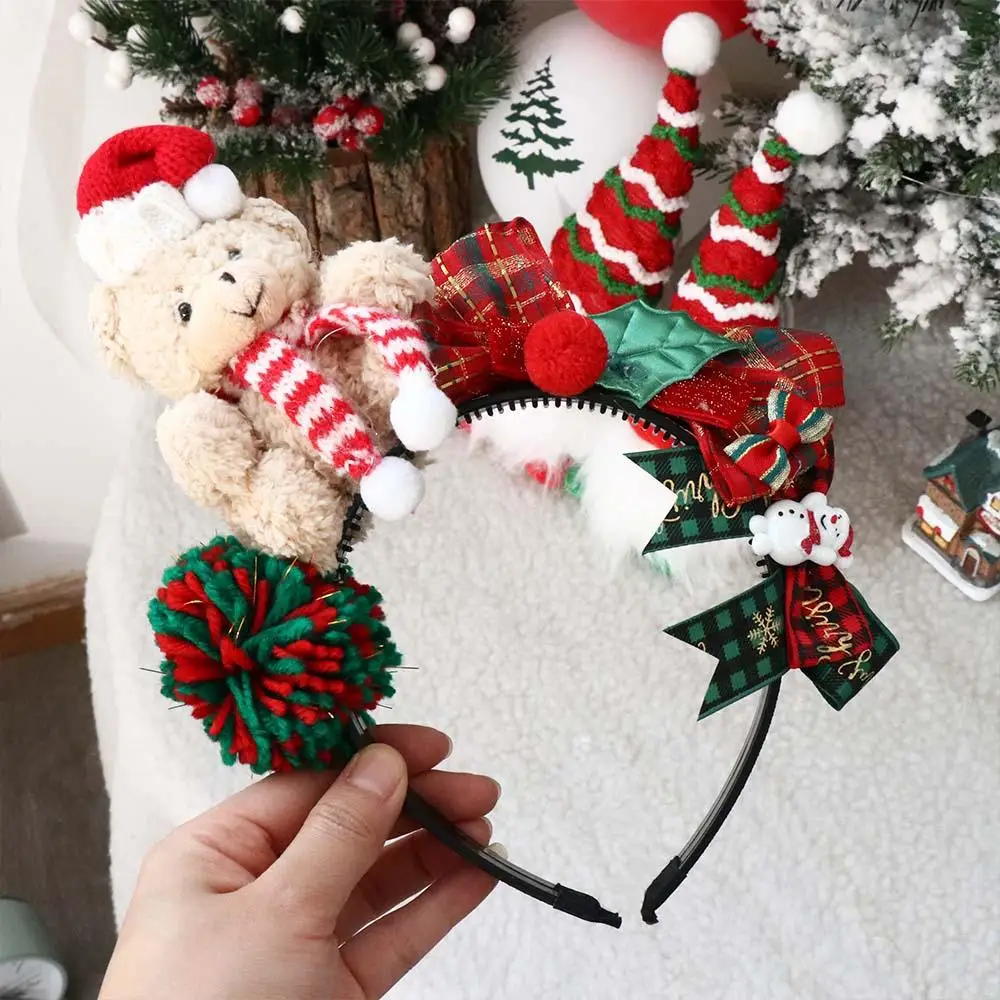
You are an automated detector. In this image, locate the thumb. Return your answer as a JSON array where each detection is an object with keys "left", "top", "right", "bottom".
[{"left": 259, "top": 743, "right": 408, "bottom": 920}]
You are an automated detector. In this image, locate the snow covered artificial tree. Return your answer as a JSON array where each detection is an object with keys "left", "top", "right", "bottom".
[
  {"left": 68, "top": 0, "right": 518, "bottom": 255},
  {"left": 705, "top": 0, "right": 1000, "bottom": 389}
]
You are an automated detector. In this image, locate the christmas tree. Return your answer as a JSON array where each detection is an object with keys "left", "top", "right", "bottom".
[
  {"left": 70, "top": 0, "right": 518, "bottom": 186},
  {"left": 704, "top": 0, "right": 1000, "bottom": 389},
  {"left": 492, "top": 57, "right": 582, "bottom": 190}
]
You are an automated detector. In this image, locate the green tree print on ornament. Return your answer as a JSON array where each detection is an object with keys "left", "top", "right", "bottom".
[{"left": 493, "top": 57, "right": 582, "bottom": 190}]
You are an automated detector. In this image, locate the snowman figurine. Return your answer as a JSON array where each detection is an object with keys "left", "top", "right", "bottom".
[{"left": 748, "top": 492, "right": 854, "bottom": 570}]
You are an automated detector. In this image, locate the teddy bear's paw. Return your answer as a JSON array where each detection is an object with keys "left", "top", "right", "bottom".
[
  {"left": 390, "top": 369, "right": 458, "bottom": 452},
  {"left": 230, "top": 448, "right": 349, "bottom": 569},
  {"left": 360, "top": 456, "right": 425, "bottom": 520},
  {"left": 320, "top": 238, "right": 434, "bottom": 316},
  {"left": 156, "top": 391, "right": 259, "bottom": 506}
]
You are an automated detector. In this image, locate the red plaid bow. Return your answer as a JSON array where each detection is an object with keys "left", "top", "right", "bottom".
[{"left": 425, "top": 219, "right": 577, "bottom": 402}]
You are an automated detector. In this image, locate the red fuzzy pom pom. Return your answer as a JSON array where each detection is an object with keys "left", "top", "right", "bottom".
[
  {"left": 523, "top": 312, "right": 609, "bottom": 396},
  {"left": 231, "top": 102, "right": 262, "bottom": 127},
  {"left": 354, "top": 105, "right": 385, "bottom": 138}
]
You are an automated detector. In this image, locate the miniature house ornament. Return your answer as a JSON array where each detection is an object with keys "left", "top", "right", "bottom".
[{"left": 902, "top": 410, "right": 1000, "bottom": 601}]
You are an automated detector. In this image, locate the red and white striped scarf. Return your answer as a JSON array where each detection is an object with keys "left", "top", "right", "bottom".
[{"left": 228, "top": 304, "right": 433, "bottom": 481}]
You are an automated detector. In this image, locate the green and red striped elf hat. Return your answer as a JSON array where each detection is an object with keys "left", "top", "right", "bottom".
[
  {"left": 549, "top": 12, "right": 722, "bottom": 314},
  {"left": 670, "top": 90, "right": 846, "bottom": 331}
]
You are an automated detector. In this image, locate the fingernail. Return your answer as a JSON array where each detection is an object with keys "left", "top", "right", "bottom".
[
  {"left": 486, "top": 842, "right": 508, "bottom": 860},
  {"left": 344, "top": 745, "right": 405, "bottom": 799},
  {"left": 443, "top": 734, "right": 454, "bottom": 760}
]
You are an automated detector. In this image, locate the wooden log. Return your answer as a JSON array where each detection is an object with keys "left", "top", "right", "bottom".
[
  {"left": 261, "top": 138, "right": 473, "bottom": 258},
  {"left": 312, "top": 149, "right": 379, "bottom": 256},
  {"left": 368, "top": 135, "right": 472, "bottom": 257}
]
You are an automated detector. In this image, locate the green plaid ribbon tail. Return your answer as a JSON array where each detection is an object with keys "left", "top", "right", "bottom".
[
  {"left": 665, "top": 571, "right": 789, "bottom": 720},
  {"left": 801, "top": 583, "right": 900, "bottom": 710},
  {"left": 627, "top": 447, "right": 766, "bottom": 555}
]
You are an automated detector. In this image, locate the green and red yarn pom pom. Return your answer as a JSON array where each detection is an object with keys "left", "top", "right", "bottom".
[{"left": 148, "top": 537, "right": 398, "bottom": 775}]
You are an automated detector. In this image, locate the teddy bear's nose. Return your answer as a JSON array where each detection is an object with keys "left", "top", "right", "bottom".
[{"left": 219, "top": 271, "right": 236, "bottom": 284}]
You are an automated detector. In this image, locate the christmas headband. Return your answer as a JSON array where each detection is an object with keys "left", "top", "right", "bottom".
[{"left": 152, "top": 216, "right": 899, "bottom": 928}]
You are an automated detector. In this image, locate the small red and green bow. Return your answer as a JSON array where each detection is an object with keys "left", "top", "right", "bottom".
[{"left": 723, "top": 388, "right": 833, "bottom": 492}]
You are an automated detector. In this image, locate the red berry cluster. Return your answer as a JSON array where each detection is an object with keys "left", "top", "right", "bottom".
[
  {"left": 313, "top": 96, "right": 386, "bottom": 150},
  {"left": 195, "top": 75, "right": 266, "bottom": 127}
]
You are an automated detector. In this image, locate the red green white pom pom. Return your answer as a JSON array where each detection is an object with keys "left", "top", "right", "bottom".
[
  {"left": 524, "top": 312, "right": 609, "bottom": 396},
  {"left": 149, "top": 538, "right": 399, "bottom": 774}
]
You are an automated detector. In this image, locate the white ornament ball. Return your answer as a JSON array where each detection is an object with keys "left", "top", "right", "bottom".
[
  {"left": 410, "top": 37, "right": 436, "bottom": 65},
  {"left": 396, "top": 21, "right": 423, "bottom": 47},
  {"left": 445, "top": 6, "right": 476, "bottom": 44},
  {"left": 126, "top": 23, "right": 146, "bottom": 45},
  {"left": 104, "top": 68, "right": 133, "bottom": 90},
  {"left": 279, "top": 6, "right": 305, "bottom": 33},
  {"left": 68, "top": 10, "right": 105, "bottom": 45},
  {"left": 421, "top": 64, "right": 447, "bottom": 92},
  {"left": 107, "top": 49, "right": 133, "bottom": 80},
  {"left": 477, "top": 10, "right": 728, "bottom": 250}
]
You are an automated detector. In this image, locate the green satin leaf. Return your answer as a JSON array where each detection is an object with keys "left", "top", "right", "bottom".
[{"left": 591, "top": 300, "right": 742, "bottom": 406}]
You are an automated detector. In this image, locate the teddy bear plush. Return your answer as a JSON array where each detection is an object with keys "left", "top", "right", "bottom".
[
  {"left": 748, "top": 492, "right": 854, "bottom": 570},
  {"left": 77, "top": 125, "right": 455, "bottom": 571}
]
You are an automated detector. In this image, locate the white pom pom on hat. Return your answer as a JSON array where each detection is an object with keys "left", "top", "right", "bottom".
[
  {"left": 182, "top": 163, "right": 246, "bottom": 222},
  {"left": 773, "top": 89, "right": 847, "bottom": 157},
  {"left": 661, "top": 12, "right": 721, "bottom": 77}
]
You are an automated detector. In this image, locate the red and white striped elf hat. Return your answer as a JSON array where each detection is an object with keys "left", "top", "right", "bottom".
[
  {"left": 550, "top": 12, "right": 721, "bottom": 314},
  {"left": 670, "top": 90, "right": 846, "bottom": 331},
  {"left": 76, "top": 125, "right": 245, "bottom": 285}
]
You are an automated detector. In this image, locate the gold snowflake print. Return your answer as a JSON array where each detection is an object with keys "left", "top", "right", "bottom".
[{"left": 748, "top": 606, "right": 780, "bottom": 655}]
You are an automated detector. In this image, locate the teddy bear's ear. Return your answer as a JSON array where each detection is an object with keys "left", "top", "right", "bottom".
[
  {"left": 88, "top": 284, "right": 136, "bottom": 379},
  {"left": 240, "top": 197, "right": 313, "bottom": 258},
  {"left": 320, "top": 237, "right": 434, "bottom": 315}
]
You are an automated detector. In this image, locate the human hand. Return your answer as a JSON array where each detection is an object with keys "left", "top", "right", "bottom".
[{"left": 99, "top": 725, "right": 502, "bottom": 1000}]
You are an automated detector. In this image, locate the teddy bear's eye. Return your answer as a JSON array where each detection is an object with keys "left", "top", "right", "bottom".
[
  {"left": 177, "top": 302, "right": 193, "bottom": 323},
  {"left": 227, "top": 248, "right": 241, "bottom": 260}
]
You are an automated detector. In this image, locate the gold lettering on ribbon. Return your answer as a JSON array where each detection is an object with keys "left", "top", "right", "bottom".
[
  {"left": 800, "top": 587, "right": 857, "bottom": 664},
  {"left": 662, "top": 474, "right": 743, "bottom": 523}
]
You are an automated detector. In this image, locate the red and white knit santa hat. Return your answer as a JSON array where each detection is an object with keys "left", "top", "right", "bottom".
[
  {"left": 77, "top": 125, "right": 245, "bottom": 285},
  {"left": 549, "top": 12, "right": 721, "bottom": 314},
  {"left": 670, "top": 90, "right": 846, "bottom": 330}
]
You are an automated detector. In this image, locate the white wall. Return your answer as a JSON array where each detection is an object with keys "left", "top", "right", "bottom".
[{"left": 0, "top": 0, "right": 160, "bottom": 587}]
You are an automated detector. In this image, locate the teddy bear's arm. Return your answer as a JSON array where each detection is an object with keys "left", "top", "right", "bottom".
[{"left": 156, "top": 391, "right": 261, "bottom": 508}]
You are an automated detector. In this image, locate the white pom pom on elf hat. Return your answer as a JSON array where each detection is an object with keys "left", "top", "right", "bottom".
[
  {"left": 661, "top": 12, "right": 722, "bottom": 77},
  {"left": 772, "top": 88, "right": 847, "bottom": 157}
]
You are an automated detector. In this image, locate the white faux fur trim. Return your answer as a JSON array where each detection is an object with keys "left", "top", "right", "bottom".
[
  {"left": 77, "top": 181, "right": 201, "bottom": 284},
  {"left": 674, "top": 272, "right": 781, "bottom": 322},
  {"left": 576, "top": 206, "right": 674, "bottom": 287},
  {"left": 617, "top": 159, "right": 688, "bottom": 215},
  {"left": 709, "top": 210, "right": 781, "bottom": 256}
]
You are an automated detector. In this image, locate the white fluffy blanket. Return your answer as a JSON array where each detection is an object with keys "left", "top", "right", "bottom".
[{"left": 86, "top": 264, "right": 1000, "bottom": 998}]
